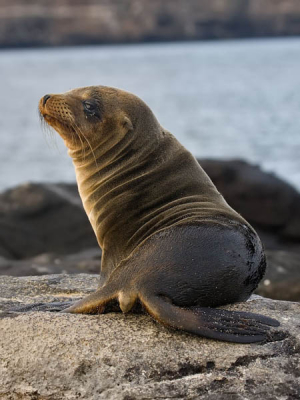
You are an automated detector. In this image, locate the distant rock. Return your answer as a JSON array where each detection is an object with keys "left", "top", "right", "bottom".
[
  {"left": 0, "top": 182, "right": 97, "bottom": 259},
  {"left": 200, "top": 159, "right": 300, "bottom": 247},
  {"left": 0, "top": 247, "right": 101, "bottom": 276},
  {"left": 0, "top": 274, "right": 298, "bottom": 400},
  {"left": 257, "top": 250, "right": 300, "bottom": 302},
  {"left": 1, "top": 0, "right": 300, "bottom": 47}
]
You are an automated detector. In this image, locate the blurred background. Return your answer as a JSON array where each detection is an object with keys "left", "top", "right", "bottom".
[
  {"left": 1, "top": 1, "right": 300, "bottom": 300},
  {"left": 1, "top": 0, "right": 300, "bottom": 190}
]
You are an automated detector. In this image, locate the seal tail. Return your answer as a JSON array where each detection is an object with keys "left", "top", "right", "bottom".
[{"left": 140, "top": 292, "right": 280, "bottom": 343}]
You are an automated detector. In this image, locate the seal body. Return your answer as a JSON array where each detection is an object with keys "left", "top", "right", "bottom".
[{"left": 39, "top": 86, "right": 279, "bottom": 343}]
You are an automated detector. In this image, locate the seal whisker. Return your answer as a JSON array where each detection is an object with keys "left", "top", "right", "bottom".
[
  {"left": 76, "top": 125, "right": 99, "bottom": 170},
  {"left": 70, "top": 121, "right": 86, "bottom": 161},
  {"left": 39, "top": 110, "right": 59, "bottom": 151},
  {"left": 69, "top": 116, "right": 99, "bottom": 169}
]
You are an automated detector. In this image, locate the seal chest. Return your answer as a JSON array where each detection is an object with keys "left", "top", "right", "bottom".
[{"left": 39, "top": 86, "right": 279, "bottom": 343}]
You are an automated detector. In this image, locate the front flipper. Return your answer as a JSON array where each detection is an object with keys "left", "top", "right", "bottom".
[
  {"left": 140, "top": 292, "right": 280, "bottom": 343},
  {"left": 61, "top": 283, "right": 118, "bottom": 314}
]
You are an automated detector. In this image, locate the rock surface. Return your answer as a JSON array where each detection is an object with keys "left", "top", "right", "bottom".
[
  {"left": 1, "top": 0, "right": 300, "bottom": 48},
  {"left": 0, "top": 274, "right": 299, "bottom": 400}
]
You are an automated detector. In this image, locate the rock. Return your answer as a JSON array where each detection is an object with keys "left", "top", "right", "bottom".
[
  {"left": 200, "top": 159, "right": 300, "bottom": 245},
  {"left": 1, "top": 0, "right": 300, "bottom": 47},
  {"left": 0, "top": 247, "right": 101, "bottom": 276},
  {"left": 0, "top": 274, "right": 299, "bottom": 400},
  {"left": 256, "top": 250, "right": 300, "bottom": 302},
  {"left": 0, "top": 182, "right": 97, "bottom": 259}
]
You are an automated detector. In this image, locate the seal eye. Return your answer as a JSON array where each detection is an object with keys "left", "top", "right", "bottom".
[
  {"left": 83, "top": 101, "right": 95, "bottom": 115},
  {"left": 82, "top": 99, "right": 102, "bottom": 120}
]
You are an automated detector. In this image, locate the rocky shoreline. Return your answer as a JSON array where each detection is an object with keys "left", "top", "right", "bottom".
[
  {"left": 1, "top": 0, "right": 300, "bottom": 48},
  {"left": 1, "top": 274, "right": 299, "bottom": 399}
]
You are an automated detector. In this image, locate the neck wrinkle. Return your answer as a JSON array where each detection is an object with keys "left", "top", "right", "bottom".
[
  {"left": 70, "top": 126, "right": 162, "bottom": 237},
  {"left": 72, "top": 125, "right": 161, "bottom": 185}
]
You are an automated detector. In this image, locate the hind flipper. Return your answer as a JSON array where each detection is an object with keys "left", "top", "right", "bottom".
[
  {"left": 140, "top": 293, "right": 280, "bottom": 343},
  {"left": 190, "top": 306, "right": 279, "bottom": 342}
]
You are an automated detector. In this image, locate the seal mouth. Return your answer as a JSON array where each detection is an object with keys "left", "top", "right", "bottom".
[
  {"left": 39, "top": 98, "right": 74, "bottom": 134},
  {"left": 42, "top": 113, "right": 62, "bottom": 125},
  {"left": 39, "top": 110, "right": 76, "bottom": 136}
]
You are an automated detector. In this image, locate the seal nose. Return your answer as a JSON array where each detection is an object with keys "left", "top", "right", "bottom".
[{"left": 43, "top": 94, "right": 51, "bottom": 106}]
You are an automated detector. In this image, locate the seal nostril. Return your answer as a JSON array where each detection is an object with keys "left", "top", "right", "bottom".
[{"left": 43, "top": 94, "right": 51, "bottom": 106}]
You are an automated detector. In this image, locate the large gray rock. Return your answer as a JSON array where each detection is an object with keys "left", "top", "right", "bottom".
[
  {"left": 0, "top": 274, "right": 299, "bottom": 400},
  {"left": 0, "top": 182, "right": 97, "bottom": 259},
  {"left": 200, "top": 159, "right": 300, "bottom": 244}
]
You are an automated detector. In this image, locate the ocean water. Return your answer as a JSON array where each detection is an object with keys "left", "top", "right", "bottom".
[{"left": 0, "top": 37, "right": 300, "bottom": 192}]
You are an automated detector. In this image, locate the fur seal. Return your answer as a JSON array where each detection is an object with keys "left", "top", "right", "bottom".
[{"left": 39, "top": 86, "right": 279, "bottom": 343}]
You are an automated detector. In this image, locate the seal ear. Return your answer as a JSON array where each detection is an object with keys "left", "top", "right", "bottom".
[{"left": 122, "top": 116, "right": 133, "bottom": 132}]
